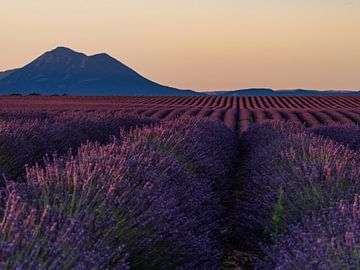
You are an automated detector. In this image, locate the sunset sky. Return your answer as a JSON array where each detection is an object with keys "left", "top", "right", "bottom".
[{"left": 1, "top": 0, "right": 359, "bottom": 91}]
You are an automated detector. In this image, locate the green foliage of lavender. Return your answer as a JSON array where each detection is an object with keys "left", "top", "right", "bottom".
[{"left": 0, "top": 116, "right": 237, "bottom": 269}]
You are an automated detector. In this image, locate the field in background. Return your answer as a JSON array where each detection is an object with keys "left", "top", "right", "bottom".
[{"left": 1, "top": 96, "right": 360, "bottom": 134}]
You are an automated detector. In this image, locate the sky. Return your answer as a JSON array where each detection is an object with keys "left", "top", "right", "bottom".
[{"left": 1, "top": 0, "right": 360, "bottom": 91}]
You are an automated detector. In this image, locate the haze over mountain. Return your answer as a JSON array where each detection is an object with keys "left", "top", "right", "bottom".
[
  {"left": 0, "top": 47, "right": 199, "bottom": 96},
  {"left": 0, "top": 47, "right": 359, "bottom": 96}
]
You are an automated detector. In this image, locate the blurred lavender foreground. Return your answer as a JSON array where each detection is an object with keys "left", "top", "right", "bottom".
[{"left": 0, "top": 114, "right": 238, "bottom": 269}]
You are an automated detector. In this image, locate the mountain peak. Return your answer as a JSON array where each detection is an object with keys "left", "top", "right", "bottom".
[
  {"left": 46, "top": 46, "right": 85, "bottom": 57},
  {"left": 29, "top": 46, "right": 86, "bottom": 68},
  {"left": 92, "top": 52, "right": 110, "bottom": 57},
  {"left": 52, "top": 46, "right": 77, "bottom": 53},
  {"left": 90, "top": 52, "right": 113, "bottom": 60}
]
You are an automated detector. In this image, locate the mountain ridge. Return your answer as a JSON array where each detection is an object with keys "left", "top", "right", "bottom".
[{"left": 0, "top": 47, "right": 359, "bottom": 96}]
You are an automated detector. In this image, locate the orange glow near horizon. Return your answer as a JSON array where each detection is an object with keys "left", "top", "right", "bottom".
[{"left": 1, "top": 0, "right": 360, "bottom": 91}]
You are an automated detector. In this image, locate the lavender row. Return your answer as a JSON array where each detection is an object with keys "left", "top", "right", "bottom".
[
  {"left": 235, "top": 121, "right": 360, "bottom": 268},
  {"left": 0, "top": 117, "right": 238, "bottom": 269},
  {"left": 310, "top": 123, "right": 360, "bottom": 151},
  {"left": 0, "top": 111, "right": 155, "bottom": 179}
]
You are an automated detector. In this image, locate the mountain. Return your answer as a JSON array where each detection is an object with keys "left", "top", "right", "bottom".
[
  {"left": 206, "top": 88, "right": 360, "bottom": 96},
  {"left": 0, "top": 47, "right": 200, "bottom": 96}
]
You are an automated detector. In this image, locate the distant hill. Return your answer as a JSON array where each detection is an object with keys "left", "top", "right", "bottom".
[
  {"left": 0, "top": 47, "right": 200, "bottom": 96},
  {"left": 206, "top": 88, "right": 360, "bottom": 96}
]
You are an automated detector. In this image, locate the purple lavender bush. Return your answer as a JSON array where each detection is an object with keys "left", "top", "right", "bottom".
[
  {"left": 311, "top": 123, "right": 360, "bottom": 151},
  {"left": 128, "top": 117, "right": 238, "bottom": 200},
  {"left": 258, "top": 196, "right": 360, "bottom": 269},
  {"left": 0, "top": 191, "right": 130, "bottom": 269},
  {"left": 236, "top": 121, "right": 360, "bottom": 249},
  {"left": 118, "top": 117, "right": 238, "bottom": 262},
  {"left": 0, "top": 117, "right": 237, "bottom": 269},
  {"left": 0, "top": 111, "right": 155, "bottom": 178}
]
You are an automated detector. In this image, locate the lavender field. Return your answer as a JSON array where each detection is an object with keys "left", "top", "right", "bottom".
[{"left": 0, "top": 98, "right": 359, "bottom": 269}]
